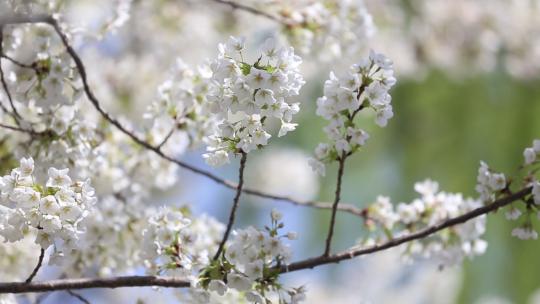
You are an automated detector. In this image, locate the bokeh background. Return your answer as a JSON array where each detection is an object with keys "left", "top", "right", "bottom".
[{"left": 5, "top": 0, "right": 540, "bottom": 303}]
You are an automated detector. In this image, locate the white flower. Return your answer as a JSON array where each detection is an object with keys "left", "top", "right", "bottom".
[
  {"left": 512, "top": 227, "right": 538, "bottom": 240},
  {"left": 375, "top": 106, "right": 394, "bottom": 127},
  {"left": 505, "top": 207, "right": 522, "bottom": 220},
  {"left": 245, "top": 291, "right": 265, "bottom": 303},
  {"left": 227, "top": 273, "right": 252, "bottom": 291},
  {"left": 308, "top": 158, "right": 326, "bottom": 176},
  {"left": 534, "top": 139, "right": 540, "bottom": 153},
  {"left": 261, "top": 37, "right": 278, "bottom": 59},
  {"left": 314, "top": 143, "right": 330, "bottom": 159},
  {"left": 19, "top": 158, "right": 34, "bottom": 177},
  {"left": 476, "top": 162, "right": 506, "bottom": 202},
  {"left": 244, "top": 261, "right": 264, "bottom": 279},
  {"left": 414, "top": 179, "right": 439, "bottom": 197},
  {"left": 278, "top": 122, "right": 297, "bottom": 137},
  {"left": 335, "top": 139, "right": 350, "bottom": 154},
  {"left": 226, "top": 36, "right": 246, "bottom": 53},
  {"left": 287, "top": 232, "right": 298, "bottom": 240},
  {"left": 489, "top": 173, "right": 506, "bottom": 191},
  {"left": 347, "top": 128, "right": 369, "bottom": 146},
  {"left": 41, "top": 215, "right": 62, "bottom": 233},
  {"left": 208, "top": 280, "right": 228, "bottom": 296},
  {"left": 271, "top": 209, "right": 283, "bottom": 221},
  {"left": 46, "top": 168, "right": 72, "bottom": 188},
  {"left": 533, "top": 181, "right": 540, "bottom": 204},
  {"left": 252, "top": 129, "right": 271, "bottom": 146},
  {"left": 40, "top": 196, "right": 60, "bottom": 214},
  {"left": 524, "top": 147, "right": 537, "bottom": 165},
  {"left": 203, "top": 151, "right": 230, "bottom": 167}
]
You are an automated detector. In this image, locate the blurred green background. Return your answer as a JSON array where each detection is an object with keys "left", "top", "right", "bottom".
[{"left": 277, "top": 70, "right": 540, "bottom": 303}]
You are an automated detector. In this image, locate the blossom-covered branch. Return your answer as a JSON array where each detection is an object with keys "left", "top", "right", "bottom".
[
  {"left": 0, "top": 187, "right": 531, "bottom": 294},
  {"left": 0, "top": 14, "right": 366, "bottom": 218},
  {"left": 283, "top": 186, "right": 532, "bottom": 272}
]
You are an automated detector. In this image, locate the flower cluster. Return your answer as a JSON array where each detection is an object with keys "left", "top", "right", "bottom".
[
  {"left": 523, "top": 139, "right": 540, "bottom": 165},
  {"left": 280, "top": 0, "right": 375, "bottom": 60},
  {"left": 360, "top": 180, "right": 487, "bottom": 267},
  {"left": 144, "top": 59, "right": 217, "bottom": 149},
  {"left": 309, "top": 50, "right": 396, "bottom": 176},
  {"left": 203, "top": 36, "right": 305, "bottom": 166},
  {"left": 475, "top": 161, "right": 507, "bottom": 203},
  {"left": 141, "top": 207, "right": 224, "bottom": 276},
  {"left": 0, "top": 157, "right": 96, "bottom": 261},
  {"left": 191, "top": 210, "right": 304, "bottom": 304}
]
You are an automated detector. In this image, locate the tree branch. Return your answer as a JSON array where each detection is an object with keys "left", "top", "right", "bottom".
[
  {"left": 208, "top": 0, "right": 287, "bottom": 24},
  {"left": 0, "top": 53, "right": 35, "bottom": 70},
  {"left": 25, "top": 248, "right": 45, "bottom": 283},
  {"left": 323, "top": 155, "right": 347, "bottom": 256},
  {"left": 213, "top": 152, "right": 247, "bottom": 260},
  {"left": 281, "top": 187, "right": 532, "bottom": 273},
  {"left": 0, "top": 14, "right": 368, "bottom": 219},
  {"left": 0, "top": 26, "right": 22, "bottom": 125},
  {"left": 66, "top": 290, "right": 91, "bottom": 304},
  {"left": 0, "top": 187, "right": 530, "bottom": 294},
  {"left": 0, "top": 276, "right": 189, "bottom": 294}
]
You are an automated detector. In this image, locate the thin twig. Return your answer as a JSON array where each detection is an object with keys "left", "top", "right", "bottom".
[
  {"left": 35, "top": 292, "right": 51, "bottom": 304},
  {"left": 0, "top": 276, "right": 190, "bottom": 293},
  {"left": 0, "top": 122, "right": 34, "bottom": 133},
  {"left": 0, "top": 53, "right": 35, "bottom": 70},
  {"left": 25, "top": 248, "right": 45, "bottom": 283},
  {"left": 213, "top": 152, "right": 248, "bottom": 260},
  {"left": 0, "top": 26, "right": 22, "bottom": 125},
  {"left": 0, "top": 187, "right": 531, "bottom": 294},
  {"left": 156, "top": 127, "right": 175, "bottom": 150},
  {"left": 66, "top": 290, "right": 91, "bottom": 304},
  {"left": 208, "top": 0, "right": 287, "bottom": 24},
  {"left": 323, "top": 155, "right": 347, "bottom": 256}
]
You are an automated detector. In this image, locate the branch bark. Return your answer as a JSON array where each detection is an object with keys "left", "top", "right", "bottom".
[
  {"left": 323, "top": 155, "right": 347, "bottom": 256},
  {"left": 0, "top": 276, "right": 189, "bottom": 294},
  {"left": 208, "top": 0, "right": 287, "bottom": 24},
  {"left": 25, "top": 248, "right": 45, "bottom": 283},
  {"left": 281, "top": 187, "right": 532, "bottom": 273},
  {"left": 213, "top": 152, "right": 247, "bottom": 260},
  {"left": 0, "top": 25, "right": 22, "bottom": 125},
  {"left": 0, "top": 187, "right": 530, "bottom": 294}
]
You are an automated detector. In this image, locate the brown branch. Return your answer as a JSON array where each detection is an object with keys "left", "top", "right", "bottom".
[
  {"left": 0, "top": 53, "right": 35, "bottom": 70},
  {"left": 281, "top": 187, "right": 532, "bottom": 273},
  {"left": 213, "top": 152, "right": 247, "bottom": 260},
  {"left": 0, "top": 187, "right": 531, "bottom": 294},
  {"left": 0, "top": 122, "right": 35, "bottom": 133},
  {"left": 208, "top": 0, "right": 287, "bottom": 24},
  {"left": 25, "top": 248, "right": 45, "bottom": 283},
  {"left": 156, "top": 127, "right": 175, "bottom": 150},
  {"left": 0, "top": 26, "right": 22, "bottom": 124},
  {"left": 66, "top": 290, "right": 91, "bottom": 304},
  {"left": 323, "top": 155, "right": 347, "bottom": 256},
  {"left": 0, "top": 276, "right": 190, "bottom": 294}
]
